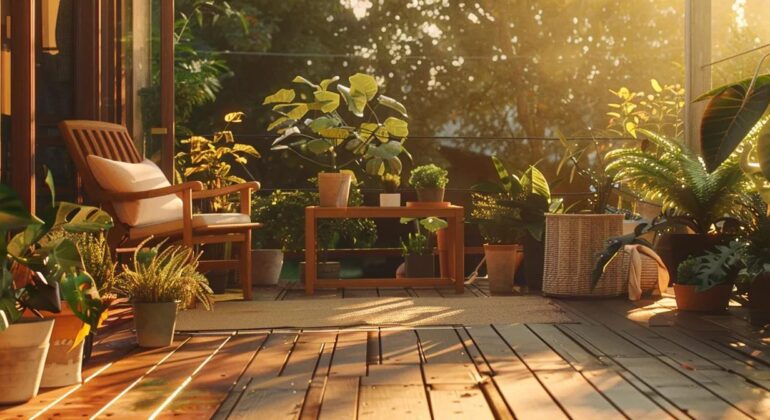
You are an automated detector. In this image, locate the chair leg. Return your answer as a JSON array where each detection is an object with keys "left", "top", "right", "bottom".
[{"left": 240, "top": 233, "right": 253, "bottom": 300}]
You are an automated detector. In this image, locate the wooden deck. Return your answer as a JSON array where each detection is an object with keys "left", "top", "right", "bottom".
[{"left": 2, "top": 288, "right": 769, "bottom": 419}]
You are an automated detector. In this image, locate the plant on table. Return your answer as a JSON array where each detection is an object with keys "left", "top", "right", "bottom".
[
  {"left": 264, "top": 73, "right": 410, "bottom": 207},
  {"left": 408, "top": 164, "right": 449, "bottom": 203},
  {"left": 114, "top": 239, "right": 212, "bottom": 347},
  {"left": 399, "top": 217, "right": 448, "bottom": 278},
  {"left": 379, "top": 173, "right": 402, "bottom": 207}
]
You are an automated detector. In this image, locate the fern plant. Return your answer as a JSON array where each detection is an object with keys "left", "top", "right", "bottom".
[
  {"left": 115, "top": 239, "right": 213, "bottom": 310},
  {"left": 605, "top": 129, "right": 755, "bottom": 233}
]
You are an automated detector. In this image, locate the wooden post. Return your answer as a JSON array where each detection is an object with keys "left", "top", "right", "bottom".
[
  {"left": 684, "top": 0, "right": 711, "bottom": 152},
  {"left": 454, "top": 208, "right": 465, "bottom": 294},
  {"left": 10, "top": 0, "right": 35, "bottom": 212},
  {"left": 160, "top": 0, "right": 175, "bottom": 178}
]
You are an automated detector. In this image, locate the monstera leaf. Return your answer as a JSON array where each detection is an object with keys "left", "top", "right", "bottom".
[{"left": 697, "top": 73, "right": 770, "bottom": 172}]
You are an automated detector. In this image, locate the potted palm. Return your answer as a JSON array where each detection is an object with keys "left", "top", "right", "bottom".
[
  {"left": 380, "top": 173, "right": 402, "bottom": 207},
  {"left": 265, "top": 74, "right": 410, "bottom": 207},
  {"left": 409, "top": 164, "right": 448, "bottom": 203},
  {"left": 115, "top": 240, "right": 213, "bottom": 348},
  {"left": 400, "top": 217, "right": 448, "bottom": 278},
  {"left": 0, "top": 180, "right": 111, "bottom": 403}
]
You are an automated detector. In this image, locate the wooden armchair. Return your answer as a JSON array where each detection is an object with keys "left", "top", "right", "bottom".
[{"left": 59, "top": 120, "right": 261, "bottom": 300}]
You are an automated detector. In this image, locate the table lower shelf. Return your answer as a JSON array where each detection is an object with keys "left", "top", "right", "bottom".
[{"left": 311, "top": 277, "right": 460, "bottom": 290}]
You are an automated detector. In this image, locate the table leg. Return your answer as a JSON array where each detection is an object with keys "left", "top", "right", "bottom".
[
  {"left": 305, "top": 207, "right": 317, "bottom": 295},
  {"left": 454, "top": 211, "right": 465, "bottom": 294}
]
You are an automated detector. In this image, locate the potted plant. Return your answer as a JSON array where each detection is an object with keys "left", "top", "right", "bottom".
[
  {"left": 176, "top": 112, "right": 261, "bottom": 293},
  {"left": 0, "top": 179, "right": 111, "bottom": 403},
  {"left": 265, "top": 73, "right": 410, "bottom": 207},
  {"left": 250, "top": 194, "right": 286, "bottom": 286},
  {"left": 400, "top": 217, "right": 448, "bottom": 278},
  {"left": 409, "top": 164, "right": 448, "bottom": 203},
  {"left": 114, "top": 240, "right": 213, "bottom": 348},
  {"left": 674, "top": 242, "right": 743, "bottom": 312},
  {"left": 472, "top": 157, "right": 557, "bottom": 294},
  {"left": 380, "top": 173, "right": 402, "bottom": 207},
  {"left": 605, "top": 129, "right": 755, "bottom": 283},
  {"left": 741, "top": 213, "right": 770, "bottom": 325}
]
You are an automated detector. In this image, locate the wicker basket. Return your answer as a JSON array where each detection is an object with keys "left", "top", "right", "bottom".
[{"left": 543, "top": 214, "right": 625, "bottom": 297}]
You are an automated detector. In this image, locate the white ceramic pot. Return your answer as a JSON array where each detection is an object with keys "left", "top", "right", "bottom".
[
  {"left": 133, "top": 302, "right": 178, "bottom": 348},
  {"left": 379, "top": 193, "right": 401, "bottom": 207},
  {"left": 318, "top": 172, "right": 352, "bottom": 207},
  {"left": 252, "top": 249, "right": 284, "bottom": 286},
  {"left": 484, "top": 244, "right": 524, "bottom": 295},
  {"left": 40, "top": 304, "right": 85, "bottom": 388},
  {"left": 0, "top": 318, "right": 54, "bottom": 404}
]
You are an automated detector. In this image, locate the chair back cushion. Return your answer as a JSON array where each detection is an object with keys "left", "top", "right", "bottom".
[{"left": 86, "top": 155, "right": 183, "bottom": 227}]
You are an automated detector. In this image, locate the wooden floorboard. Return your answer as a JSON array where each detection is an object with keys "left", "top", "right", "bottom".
[{"left": 4, "top": 293, "right": 770, "bottom": 420}]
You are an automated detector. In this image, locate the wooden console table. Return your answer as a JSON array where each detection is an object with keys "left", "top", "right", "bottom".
[{"left": 304, "top": 205, "right": 465, "bottom": 295}]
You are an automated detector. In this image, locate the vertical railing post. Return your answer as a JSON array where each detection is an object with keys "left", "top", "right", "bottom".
[{"left": 684, "top": 0, "right": 712, "bottom": 153}]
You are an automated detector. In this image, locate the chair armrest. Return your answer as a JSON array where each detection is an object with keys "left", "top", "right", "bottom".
[
  {"left": 98, "top": 181, "right": 204, "bottom": 201},
  {"left": 191, "top": 181, "right": 261, "bottom": 200}
]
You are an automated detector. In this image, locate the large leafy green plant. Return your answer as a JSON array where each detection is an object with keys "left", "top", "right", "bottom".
[
  {"left": 471, "top": 156, "right": 561, "bottom": 243},
  {"left": 399, "top": 217, "right": 448, "bottom": 256},
  {"left": 265, "top": 73, "right": 410, "bottom": 177},
  {"left": 0, "top": 175, "right": 113, "bottom": 336},
  {"left": 605, "top": 129, "right": 754, "bottom": 234}
]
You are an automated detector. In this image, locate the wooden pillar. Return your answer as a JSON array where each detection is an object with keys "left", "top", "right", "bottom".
[
  {"left": 160, "top": 0, "right": 174, "bottom": 178},
  {"left": 684, "top": 0, "right": 711, "bottom": 152},
  {"left": 74, "top": 0, "right": 101, "bottom": 120},
  {"left": 10, "top": 0, "right": 35, "bottom": 212}
]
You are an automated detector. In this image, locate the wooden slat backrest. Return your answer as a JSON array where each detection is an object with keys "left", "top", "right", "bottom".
[{"left": 58, "top": 119, "right": 145, "bottom": 203}]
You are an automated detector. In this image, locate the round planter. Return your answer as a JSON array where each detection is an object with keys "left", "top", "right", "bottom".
[
  {"left": 404, "top": 254, "right": 435, "bottom": 278},
  {"left": 319, "top": 172, "right": 352, "bottom": 207},
  {"left": 299, "top": 261, "right": 341, "bottom": 281},
  {"left": 133, "top": 302, "right": 178, "bottom": 348},
  {"left": 252, "top": 249, "right": 284, "bottom": 286},
  {"left": 0, "top": 318, "right": 54, "bottom": 404},
  {"left": 379, "top": 193, "right": 401, "bottom": 207},
  {"left": 39, "top": 303, "right": 85, "bottom": 388},
  {"left": 749, "top": 273, "right": 770, "bottom": 327},
  {"left": 484, "top": 244, "right": 524, "bottom": 295},
  {"left": 674, "top": 283, "right": 732, "bottom": 312},
  {"left": 416, "top": 187, "right": 445, "bottom": 203},
  {"left": 542, "top": 214, "right": 625, "bottom": 297},
  {"left": 655, "top": 233, "right": 731, "bottom": 285}
]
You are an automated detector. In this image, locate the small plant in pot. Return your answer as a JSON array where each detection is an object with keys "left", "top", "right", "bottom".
[
  {"left": 0, "top": 181, "right": 111, "bottom": 403},
  {"left": 115, "top": 240, "right": 213, "bottom": 348},
  {"left": 380, "top": 173, "right": 402, "bottom": 207},
  {"left": 400, "top": 217, "right": 448, "bottom": 278},
  {"left": 674, "top": 241, "right": 743, "bottom": 312},
  {"left": 265, "top": 73, "right": 410, "bottom": 207},
  {"left": 409, "top": 164, "right": 448, "bottom": 203}
]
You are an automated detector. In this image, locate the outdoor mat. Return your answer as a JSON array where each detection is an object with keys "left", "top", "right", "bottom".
[{"left": 176, "top": 296, "right": 574, "bottom": 331}]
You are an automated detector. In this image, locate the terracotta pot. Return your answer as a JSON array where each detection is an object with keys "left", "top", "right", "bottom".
[
  {"left": 749, "top": 273, "right": 770, "bottom": 327},
  {"left": 416, "top": 187, "right": 445, "bottom": 203},
  {"left": 252, "top": 249, "right": 284, "bottom": 286},
  {"left": 39, "top": 303, "right": 85, "bottom": 388},
  {"left": 404, "top": 254, "right": 435, "bottom": 278},
  {"left": 656, "top": 233, "right": 731, "bottom": 284},
  {"left": 379, "top": 193, "right": 401, "bottom": 207},
  {"left": 484, "top": 244, "right": 524, "bottom": 295},
  {"left": 0, "top": 318, "right": 54, "bottom": 404},
  {"left": 674, "top": 283, "right": 732, "bottom": 312},
  {"left": 299, "top": 261, "right": 341, "bottom": 281},
  {"left": 318, "top": 172, "right": 352, "bottom": 207},
  {"left": 436, "top": 228, "right": 449, "bottom": 278},
  {"left": 133, "top": 302, "right": 178, "bottom": 348}
]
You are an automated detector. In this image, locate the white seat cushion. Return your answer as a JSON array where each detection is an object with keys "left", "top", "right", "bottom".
[
  {"left": 86, "top": 156, "right": 183, "bottom": 227},
  {"left": 128, "top": 213, "right": 252, "bottom": 240}
]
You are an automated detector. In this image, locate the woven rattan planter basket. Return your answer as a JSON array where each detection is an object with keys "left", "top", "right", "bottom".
[{"left": 543, "top": 214, "right": 625, "bottom": 297}]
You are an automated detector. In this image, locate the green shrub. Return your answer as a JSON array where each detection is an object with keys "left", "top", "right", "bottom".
[{"left": 409, "top": 164, "right": 448, "bottom": 190}]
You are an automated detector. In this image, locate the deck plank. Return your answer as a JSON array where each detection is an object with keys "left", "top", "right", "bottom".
[
  {"left": 380, "top": 329, "right": 421, "bottom": 364},
  {"left": 357, "top": 385, "right": 431, "bottom": 420},
  {"left": 158, "top": 333, "right": 267, "bottom": 419},
  {"left": 318, "top": 377, "right": 359, "bottom": 420},
  {"left": 99, "top": 335, "right": 230, "bottom": 418},
  {"left": 417, "top": 328, "right": 478, "bottom": 384},
  {"left": 429, "top": 385, "right": 495, "bottom": 420},
  {"left": 329, "top": 331, "right": 368, "bottom": 377}
]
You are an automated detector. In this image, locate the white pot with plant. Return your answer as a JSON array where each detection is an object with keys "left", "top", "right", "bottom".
[
  {"left": 400, "top": 217, "right": 448, "bottom": 278},
  {"left": 115, "top": 240, "right": 213, "bottom": 348},
  {"left": 0, "top": 180, "right": 112, "bottom": 403},
  {"left": 380, "top": 173, "right": 402, "bottom": 207},
  {"left": 265, "top": 73, "right": 411, "bottom": 208},
  {"left": 409, "top": 164, "right": 449, "bottom": 203}
]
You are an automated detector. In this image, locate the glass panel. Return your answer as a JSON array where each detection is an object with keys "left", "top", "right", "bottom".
[{"left": 710, "top": 0, "right": 770, "bottom": 87}]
